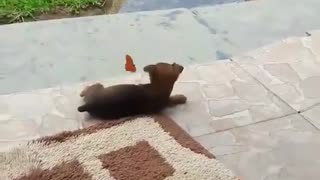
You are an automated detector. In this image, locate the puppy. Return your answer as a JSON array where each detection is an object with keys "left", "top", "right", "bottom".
[{"left": 78, "top": 62, "right": 187, "bottom": 119}]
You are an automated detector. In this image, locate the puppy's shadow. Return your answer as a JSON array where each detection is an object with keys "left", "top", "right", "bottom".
[
  {"left": 81, "top": 113, "right": 141, "bottom": 128},
  {"left": 81, "top": 114, "right": 114, "bottom": 128}
]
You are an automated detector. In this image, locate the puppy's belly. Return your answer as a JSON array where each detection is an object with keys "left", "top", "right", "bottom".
[{"left": 86, "top": 101, "right": 160, "bottom": 119}]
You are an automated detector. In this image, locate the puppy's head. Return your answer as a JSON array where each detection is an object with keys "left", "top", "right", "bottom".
[
  {"left": 143, "top": 62, "right": 184, "bottom": 85},
  {"left": 80, "top": 83, "right": 104, "bottom": 102}
]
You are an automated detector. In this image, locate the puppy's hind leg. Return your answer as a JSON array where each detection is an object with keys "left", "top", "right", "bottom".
[
  {"left": 80, "top": 86, "right": 89, "bottom": 97},
  {"left": 168, "top": 94, "right": 187, "bottom": 107}
]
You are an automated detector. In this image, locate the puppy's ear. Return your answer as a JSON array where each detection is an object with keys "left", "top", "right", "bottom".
[
  {"left": 143, "top": 65, "right": 156, "bottom": 73},
  {"left": 173, "top": 63, "right": 184, "bottom": 73},
  {"left": 178, "top": 65, "right": 184, "bottom": 73}
]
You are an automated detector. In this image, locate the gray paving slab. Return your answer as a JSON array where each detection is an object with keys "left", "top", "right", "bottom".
[
  {"left": 165, "top": 82, "right": 215, "bottom": 137},
  {"left": 191, "top": 0, "right": 320, "bottom": 58},
  {"left": 194, "top": 61, "right": 294, "bottom": 131},
  {"left": 233, "top": 37, "right": 320, "bottom": 111},
  {"left": 196, "top": 114, "right": 320, "bottom": 180},
  {"left": 164, "top": 61, "right": 295, "bottom": 136}
]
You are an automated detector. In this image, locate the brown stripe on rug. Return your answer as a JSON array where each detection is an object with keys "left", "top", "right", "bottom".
[{"left": 0, "top": 116, "right": 237, "bottom": 180}]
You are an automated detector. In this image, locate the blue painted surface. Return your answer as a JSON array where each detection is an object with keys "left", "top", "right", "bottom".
[{"left": 120, "top": 0, "right": 243, "bottom": 12}]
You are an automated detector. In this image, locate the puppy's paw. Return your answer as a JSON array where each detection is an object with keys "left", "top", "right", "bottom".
[{"left": 169, "top": 94, "right": 187, "bottom": 106}]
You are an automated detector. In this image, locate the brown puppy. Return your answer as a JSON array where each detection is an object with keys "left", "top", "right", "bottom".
[{"left": 78, "top": 62, "right": 186, "bottom": 119}]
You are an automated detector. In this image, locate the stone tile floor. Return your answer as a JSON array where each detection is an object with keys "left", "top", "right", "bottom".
[
  {"left": 196, "top": 114, "right": 320, "bottom": 180},
  {"left": 1, "top": 34, "right": 320, "bottom": 180}
]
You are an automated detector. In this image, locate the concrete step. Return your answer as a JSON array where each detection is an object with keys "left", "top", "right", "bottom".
[{"left": 0, "top": 0, "right": 320, "bottom": 95}]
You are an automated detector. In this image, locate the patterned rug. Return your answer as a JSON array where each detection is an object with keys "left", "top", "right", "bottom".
[{"left": 0, "top": 116, "right": 236, "bottom": 180}]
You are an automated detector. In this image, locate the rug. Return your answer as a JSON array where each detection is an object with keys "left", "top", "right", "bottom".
[{"left": 0, "top": 116, "right": 237, "bottom": 180}]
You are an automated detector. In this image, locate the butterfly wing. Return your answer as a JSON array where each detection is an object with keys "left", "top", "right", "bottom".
[{"left": 125, "top": 54, "right": 136, "bottom": 72}]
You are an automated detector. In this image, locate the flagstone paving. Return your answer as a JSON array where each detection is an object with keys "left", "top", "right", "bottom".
[
  {"left": 196, "top": 114, "right": 320, "bottom": 180},
  {"left": 168, "top": 60, "right": 294, "bottom": 137},
  {"left": 232, "top": 37, "right": 320, "bottom": 112}
]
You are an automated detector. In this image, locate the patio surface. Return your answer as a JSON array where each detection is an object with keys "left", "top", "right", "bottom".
[
  {"left": 1, "top": 0, "right": 320, "bottom": 179},
  {"left": 1, "top": 33, "right": 320, "bottom": 179}
]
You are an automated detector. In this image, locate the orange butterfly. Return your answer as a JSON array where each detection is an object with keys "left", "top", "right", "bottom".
[{"left": 125, "top": 54, "right": 136, "bottom": 72}]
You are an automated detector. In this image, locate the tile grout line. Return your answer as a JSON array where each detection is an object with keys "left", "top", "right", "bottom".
[
  {"left": 299, "top": 115, "right": 320, "bottom": 131},
  {"left": 188, "top": 60, "right": 309, "bottom": 137},
  {"left": 229, "top": 58, "right": 297, "bottom": 113},
  {"left": 189, "top": 57, "right": 320, "bottom": 137},
  {"left": 229, "top": 58, "right": 320, "bottom": 130},
  {"left": 194, "top": 111, "right": 298, "bottom": 138},
  {"left": 299, "top": 102, "right": 320, "bottom": 113}
]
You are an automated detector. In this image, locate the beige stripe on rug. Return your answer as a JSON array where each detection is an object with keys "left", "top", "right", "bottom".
[{"left": 0, "top": 116, "right": 237, "bottom": 180}]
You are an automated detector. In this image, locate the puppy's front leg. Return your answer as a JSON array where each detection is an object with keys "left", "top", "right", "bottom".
[{"left": 168, "top": 94, "right": 187, "bottom": 107}]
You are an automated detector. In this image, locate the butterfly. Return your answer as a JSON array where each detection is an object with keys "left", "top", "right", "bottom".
[{"left": 125, "top": 54, "right": 136, "bottom": 72}]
